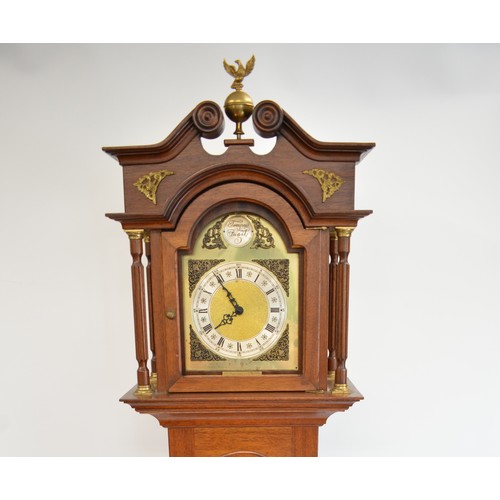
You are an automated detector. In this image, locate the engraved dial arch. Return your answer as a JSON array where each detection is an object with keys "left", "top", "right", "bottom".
[{"left": 191, "top": 261, "right": 287, "bottom": 359}]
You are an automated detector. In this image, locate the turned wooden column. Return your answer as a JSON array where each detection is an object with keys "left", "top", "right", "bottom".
[
  {"left": 144, "top": 231, "right": 157, "bottom": 388},
  {"left": 125, "top": 229, "right": 152, "bottom": 396},
  {"left": 328, "top": 230, "right": 339, "bottom": 379},
  {"left": 333, "top": 226, "right": 354, "bottom": 394}
]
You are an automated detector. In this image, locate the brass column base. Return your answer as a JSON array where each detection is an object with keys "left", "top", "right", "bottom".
[
  {"left": 134, "top": 385, "right": 153, "bottom": 397},
  {"left": 331, "top": 383, "right": 349, "bottom": 395}
]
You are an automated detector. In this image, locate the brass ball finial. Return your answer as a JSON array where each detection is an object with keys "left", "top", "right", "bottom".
[
  {"left": 223, "top": 55, "right": 255, "bottom": 139},
  {"left": 224, "top": 90, "right": 254, "bottom": 139}
]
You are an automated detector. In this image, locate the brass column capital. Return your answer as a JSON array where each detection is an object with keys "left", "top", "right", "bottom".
[
  {"left": 335, "top": 226, "right": 355, "bottom": 238},
  {"left": 125, "top": 229, "right": 145, "bottom": 240}
]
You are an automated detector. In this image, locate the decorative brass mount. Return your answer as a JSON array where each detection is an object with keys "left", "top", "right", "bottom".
[
  {"left": 303, "top": 168, "right": 345, "bottom": 202},
  {"left": 223, "top": 56, "right": 256, "bottom": 140},
  {"left": 134, "top": 169, "right": 174, "bottom": 205}
]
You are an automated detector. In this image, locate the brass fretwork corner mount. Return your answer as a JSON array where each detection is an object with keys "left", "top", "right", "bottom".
[
  {"left": 133, "top": 169, "right": 175, "bottom": 205},
  {"left": 303, "top": 168, "right": 345, "bottom": 202}
]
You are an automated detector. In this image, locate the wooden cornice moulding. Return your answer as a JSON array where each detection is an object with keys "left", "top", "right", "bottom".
[
  {"left": 120, "top": 378, "right": 363, "bottom": 428},
  {"left": 105, "top": 209, "right": 373, "bottom": 230},
  {"left": 102, "top": 101, "right": 225, "bottom": 166},
  {"left": 102, "top": 99, "right": 375, "bottom": 167},
  {"left": 253, "top": 100, "right": 376, "bottom": 163}
]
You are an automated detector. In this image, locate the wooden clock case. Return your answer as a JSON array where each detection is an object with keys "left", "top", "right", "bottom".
[{"left": 104, "top": 100, "right": 374, "bottom": 456}]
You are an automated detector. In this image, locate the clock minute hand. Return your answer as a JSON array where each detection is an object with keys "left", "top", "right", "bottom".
[
  {"left": 223, "top": 286, "right": 244, "bottom": 315},
  {"left": 214, "top": 274, "right": 244, "bottom": 315}
]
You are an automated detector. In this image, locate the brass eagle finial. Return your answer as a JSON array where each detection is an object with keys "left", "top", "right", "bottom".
[{"left": 223, "top": 55, "right": 256, "bottom": 91}]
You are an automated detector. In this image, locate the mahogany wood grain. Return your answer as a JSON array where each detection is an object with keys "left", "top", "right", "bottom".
[
  {"left": 107, "top": 210, "right": 372, "bottom": 232},
  {"left": 103, "top": 101, "right": 374, "bottom": 229},
  {"left": 121, "top": 377, "right": 363, "bottom": 418},
  {"left": 149, "top": 229, "right": 168, "bottom": 394},
  {"left": 103, "top": 100, "right": 374, "bottom": 165},
  {"left": 144, "top": 234, "right": 156, "bottom": 378},
  {"left": 168, "top": 426, "right": 316, "bottom": 457},
  {"left": 334, "top": 230, "right": 351, "bottom": 386},
  {"left": 128, "top": 236, "right": 151, "bottom": 388},
  {"left": 121, "top": 377, "right": 362, "bottom": 457},
  {"left": 167, "top": 428, "right": 194, "bottom": 456},
  {"left": 328, "top": 231, "right": 339, "bottom": 375}
]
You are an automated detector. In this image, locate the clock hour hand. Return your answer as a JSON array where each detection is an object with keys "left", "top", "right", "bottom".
[{"left": 215, "top": 312, "right": 237, "bottom": 329}]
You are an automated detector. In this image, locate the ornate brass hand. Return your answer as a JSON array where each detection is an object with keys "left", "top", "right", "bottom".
[
  {"left": 214, "top": 273, "right": 244, "bottom": 315},
  {"left": 215, "top": 312, "right": 238, "bottom": 329}
]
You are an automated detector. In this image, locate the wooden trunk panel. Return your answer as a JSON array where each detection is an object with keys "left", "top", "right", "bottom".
[{"left": 168, "top": 426, "right": 318, "bottom": 457}]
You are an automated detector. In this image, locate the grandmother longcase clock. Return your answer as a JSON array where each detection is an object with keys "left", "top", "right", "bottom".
[{"left": 103, "top": 57, "right": 375, "bottom": 456}]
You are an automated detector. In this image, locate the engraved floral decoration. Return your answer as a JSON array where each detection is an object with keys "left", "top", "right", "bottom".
[
  {"left": 133, "top": 169, "right": 175, "bottom": 205},
  {"left": 247, "top": 215, "right": 275, "bottom": 249},
  {"left": 189, "top": 326, "right": 225, "bottom": 361},
  {"left": 254, "top": 325, "right": 289, "bottom": 361},
  {"left": 188, "top": 259, "right": 225, "bottom": 296},
  {"left": 252, "top": 259, "right": 289, "bottom": 296},
  {"left": 202, "top": 216, "right": 228, "bottom": 249},
  {"left": 303, "top": 168, "right": 344, "bottom": 202}
]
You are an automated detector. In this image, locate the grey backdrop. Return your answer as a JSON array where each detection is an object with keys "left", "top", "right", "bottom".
[{"left": 1, "top": 44, "right": 499, "bottom": 456}]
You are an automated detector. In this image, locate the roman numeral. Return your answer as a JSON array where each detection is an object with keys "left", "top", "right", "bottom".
[
  {"left": 217, "top": 337, "right": 225, "bottom": 347},
  {"left": 235, "top": 268, "right": 242, "bottom": 279},
  {"left": 265, "top": 324, "right": 275, "bottom": 333},
  {"left": 270, "top": 307, "right": 280, "bottom": 313},
  {"left": 254, "top": 272, "right": 261, "bottom": 283},
  {"left": 237, "top": 342, "right": 242, "bottom": 352},
  {"left": 214, "top": 272, "right": 224, "bottom": 284},
  {"left": 203, "top": 324, "right": 213, "bottom": 333},
  {"left": 265, "top": 288, "right": 275, "bottom": 295},
  {"left": 198, "top": 308, "right": 208, "bottom": 314}
]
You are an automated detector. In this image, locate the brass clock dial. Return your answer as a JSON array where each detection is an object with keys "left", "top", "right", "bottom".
[
  {"left": 181, "top": 212, "right": 299, "bottom": 374},
  {"left": 191, "top": 261, "right": 287, "bottom": 359}
]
